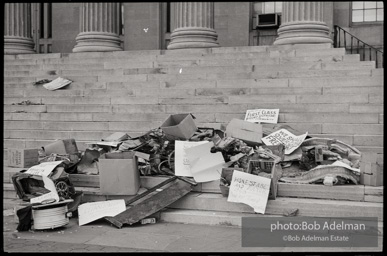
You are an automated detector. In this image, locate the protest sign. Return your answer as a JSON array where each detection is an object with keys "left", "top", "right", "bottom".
[
  {"left": 175, "top": 141, "right": 208, "bottom": 177},
  {"left": 261, "top": 129, "right": 308, "bottom": 155},
  {"left": 25, "top": 161, "right": 63, "bottom": 177},
  {"left": 227, "top": 170, "right": 271, "bottom": 214},
  {"left": 185, "top": 141, "right": 226, "bottom": 182},
  {"left": 244, "top": 109, "right": 279, "bottom": 124},
  {"left": 78, "top": 200, "right": 126, "bottom": 226}
]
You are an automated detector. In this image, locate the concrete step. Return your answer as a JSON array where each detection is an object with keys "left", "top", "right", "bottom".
[{"left": 4, "top": 169, "right": 383, "bottom": 202}]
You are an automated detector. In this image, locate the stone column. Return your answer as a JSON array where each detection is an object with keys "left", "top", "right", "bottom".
[
  {"left": 274, "top": 2, "right": 332, "bottom": 45},
  {"left": 73, "top": 3, "right": 122, "bottom": 52},
  {"left": 4, "top": 3, "right": 35, "bottom": 55},
  {"left": 168, "top": 2, "right": 219, "bottom": 50}
]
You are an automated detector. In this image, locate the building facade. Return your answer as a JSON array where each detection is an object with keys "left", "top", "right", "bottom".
[{"left": 4, "top": 2, "right": 384, "bottom": 54}]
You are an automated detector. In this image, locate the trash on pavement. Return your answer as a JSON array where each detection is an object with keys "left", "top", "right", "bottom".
[
  {"left": 76, "top": 149, "right": 100, "bottom": 175},
  {"left": 43, "top": 139, "right": 79, "bottom": 156},
  {"left": 225, "top": 118, "right": 263, "bottom": 146},
  {"left": 6, "top": 148, "right": 39, "bottom": 168},
  {"left": 33, "top": 79, "right": 52, "bottom": 85},
  {"left": 262, "top": 128, "right": 308, "bottom": 155},
  {"left": 78, "top": 199, "right": 126, "bottom": 226},
  {"left": 174, "top": 140, "right": 208, "bottom": 177},
  {"left": 42, "top": 77, "right": 72, "bottom": 90},
  {"left": 227, "top": 170, "right": 271, "bottom": 214},
  {"left": 160, "top": 113, "right": 197, "bottom": 140},
  {"left": 105, "top": 176, "right": 194, "bottom": 228},
  {"left": 185, "top": 141, "right": 227, "bottom": 182},
  {"left": 219, "top": 168, "right": 245, "bottom": 197},
  {"left": 98, "top": 151, "right": 140, "bottom": 195},
  {"left": 31, "top": 199, "right": 74, "bottom": 230}
]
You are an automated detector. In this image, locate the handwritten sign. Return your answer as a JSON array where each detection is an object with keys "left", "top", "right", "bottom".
[
  {"left": 174, "top": 141, "right": 208, "bottom": 177},
  {"left": 245, "top": 109, "right": 279, "bottom": 124},
  {"left": 30, "top": 175, "right": 60, "bottom": 204},
  {"left": 25, "top": 161, "right": 63, "bottom": 177},
  {"left": 227, "top": 170, "right": 271, "bottom": 214},
  {"left": 262, "top": 129, "right": 308, "bottom": 155},
  {"left": 78, "top": 200, "right": 126, "bottom": 226}
]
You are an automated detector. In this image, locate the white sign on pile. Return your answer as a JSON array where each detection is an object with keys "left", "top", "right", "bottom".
[
  {"left": 244, "top": 109, "right": 279, "bottom": 124},
  {"left": 25, "top": 161, "right": 63, "bottom": 177},
  {"left": 227, "top": 170, "right": 271, "bottom": 214},
  {"left": 174, "top": 141, "right": 208, "bottom": 177},
  {"left": 262, "top": 129, "right": 308, "bottom": 155},
  {"left": 78, "top": 199, "right": 126, "bottom": 226}
]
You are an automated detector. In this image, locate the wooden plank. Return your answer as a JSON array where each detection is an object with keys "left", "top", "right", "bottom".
[
  {"left": 277, "top": 183, "right": 365, "bottom": 201},
  {"left": 105, "top": 179, "right": 193, "bottom": 228},
  {"left": 69, "top": 174, "right": 99, "bottom": 187},
  {"left": 168, "top": 193, "right": 383, "bottom": 221}
]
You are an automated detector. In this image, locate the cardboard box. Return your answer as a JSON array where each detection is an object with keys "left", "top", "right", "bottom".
[
  {"left": 98, "top": 151, "right": 140, "bottom": 195},
  {"left": 6, "top": 148, "right": 39, "bottom": 168},
  {"left": 44, "top": 139, "right": 78, "bottom": 155},
  {"left": 225, "top": 119, "right": 262, "bottom": 146},
  {"left": 360, "top": 153, "right": 383, "bottom": 186},
  {"left": 247, "top": 160, "right": 282, "bottom": 200},
  {"left": 160, "top": 113, "right": 197, "bottom": 140}
]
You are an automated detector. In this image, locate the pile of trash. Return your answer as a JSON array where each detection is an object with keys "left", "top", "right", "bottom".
[{"left": 7, "top": 111, "right": 373, "bottom": 230}]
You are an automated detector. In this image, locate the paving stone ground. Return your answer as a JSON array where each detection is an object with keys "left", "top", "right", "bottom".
[{"left": 3, "top": 214, "right": 382, "bottom": 253}]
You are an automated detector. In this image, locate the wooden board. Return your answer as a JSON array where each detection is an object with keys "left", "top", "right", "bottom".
[
  {"left": 105, "top": 178, "right": 193, "bottom": 228},
  {"left": 277, "top": 183, "right": 365, "bottom": 201}
]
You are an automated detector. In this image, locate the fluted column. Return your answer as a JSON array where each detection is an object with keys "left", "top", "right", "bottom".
[
  {"left": 73, "top": 3, "right": 122, "bottom": 52},
  {"left": 4, "top": 3, "right": 35, "bottom": 55},
  {"left": 168, "top": 2, "right": 219, "bottom": 50},
  {"left": 274, "top": 2, "right": 332, "bottom": 45}
]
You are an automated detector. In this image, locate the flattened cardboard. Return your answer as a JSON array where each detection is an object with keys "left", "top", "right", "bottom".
[
  {"left": 225, "top": 119, "right": 262, "bottom": 146},
  {"left": 44, "top": 139, "right": 78, "bottom": 155},
  {"left": 6, "top": 148, "right": 39, "bottom": 168},
  {"left": 98, "top": 152, "right": 140, "bottom": 195},
  {"left": 160, "top": 113, "right": 197, "bottom": 140}
]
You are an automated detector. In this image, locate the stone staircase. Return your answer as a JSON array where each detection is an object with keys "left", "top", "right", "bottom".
[{"left": 3, "top": 43, "right": 383, "bottom": 228}]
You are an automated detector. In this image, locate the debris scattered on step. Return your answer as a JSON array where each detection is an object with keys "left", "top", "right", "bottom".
[
  {"left": 12, "top": 100, "right": 44, "bottom": 105},
  {"left": 283, "top": 208, "right": 299, "bottom": 217},
  {"left": 33, "top": 79, "right": 52, "bottom": 85},
  {"left": 42, "top": 77, "right": 72, "bottom": 90}
]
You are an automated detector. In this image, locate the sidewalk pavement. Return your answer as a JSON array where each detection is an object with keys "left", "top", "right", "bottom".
[{"left": 3, "top": 211, "right": 382, "bottom": 253}]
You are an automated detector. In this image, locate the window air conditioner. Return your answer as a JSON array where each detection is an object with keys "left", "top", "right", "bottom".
[{"left": 256, "top": 13, "right": 280, "bottom": 28}]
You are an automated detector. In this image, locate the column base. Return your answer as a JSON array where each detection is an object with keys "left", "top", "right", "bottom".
[
  {"left": 167, "top": 27, "right": 219, "bottom": 50},
  {"left": 4, "top": 37, "right": 35, "bottom": 55},
  {"left": 73, "top": 32, "right": 123, "bottom": 52},
  {"left": 274, "top": 22, "right": 333, "bottom": 45}
]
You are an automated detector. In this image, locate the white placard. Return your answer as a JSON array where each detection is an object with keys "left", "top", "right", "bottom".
[
  {"left": 185, "top": 142, "right": 226, "bottom": 183},
  {"left": 245, "top": 109, "right": 279, "bottom": 124},
  {"left": 30, "top": 175, "right": 60, "bottom": 204},
  {"left": 227, "top": 170, "right": 271, "bottom": 214},
  {"left": 174, "top": 141, "right": 208, "bottom": 177},
  {"left": 78, "top": 200, "right": 126, "bottom": 226},
  {"left": 261, "top": 129, "right": 308, "bottom": 155},
  {"left": 25, "top": 161, "right": 63, "bottom": 177}
]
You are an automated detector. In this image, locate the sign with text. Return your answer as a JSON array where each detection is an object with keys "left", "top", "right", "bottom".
[
  {"left": 262, "top": 129, "right": 308, "bottom": 155},
  {"left": 175, "top": 141, "right": 208, "bottom": 177},
  {"left": 245, "top": 109, "right": 279, "bottom": 124},
  {"left": 227, "top": 170, "right": 271, "bottom": 214},
  {"left": 25, "top": 161, "right": 63, "bottom": 177},
  {"left": 78, "top": 200, "right": 126, "bottom": 226}
]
